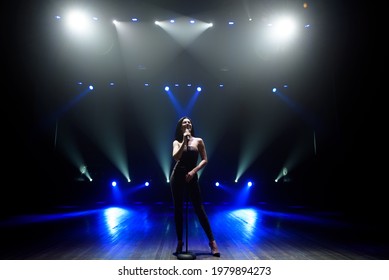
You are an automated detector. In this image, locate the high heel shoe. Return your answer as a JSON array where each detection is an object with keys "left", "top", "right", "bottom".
[
  {"left": 209, "top": 240, "right": 220, "bottom": 257},
  {"left": 175, "top": 241, "right": 184, "bottom": 254}
]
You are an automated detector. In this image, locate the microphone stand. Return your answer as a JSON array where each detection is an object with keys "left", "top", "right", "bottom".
[{"left": 177, "top": 169, "right": 196, "bottom": 260}]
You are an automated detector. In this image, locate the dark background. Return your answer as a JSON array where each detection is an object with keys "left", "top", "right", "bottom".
[{"left": 2, "top": 1, "right": 380, "bottom": 223}]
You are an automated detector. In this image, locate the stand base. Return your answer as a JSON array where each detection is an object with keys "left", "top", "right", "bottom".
[{"left": 177, "top": 251, "right": 196, "bottom": 260}]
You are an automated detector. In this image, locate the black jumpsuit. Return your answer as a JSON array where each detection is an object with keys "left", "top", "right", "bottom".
[{"left": 170, "top": 145, "right": 215, "bottom": 242}]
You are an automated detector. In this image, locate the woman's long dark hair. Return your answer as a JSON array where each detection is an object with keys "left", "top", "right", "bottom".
[{"left": 174, "top": 116, "right": 196, "bottom": 141}]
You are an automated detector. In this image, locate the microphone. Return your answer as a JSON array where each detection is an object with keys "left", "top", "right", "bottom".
[{"left": 185, "top": 128, "right": 190, "bottom": 142}]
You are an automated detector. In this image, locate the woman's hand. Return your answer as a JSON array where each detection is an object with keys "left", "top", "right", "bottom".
[
  {"left": 183, "top": 128, "right": 191, "bottom": 145},
  {"left": 185, "top": 171, "right": 195, "bottom": 182}
]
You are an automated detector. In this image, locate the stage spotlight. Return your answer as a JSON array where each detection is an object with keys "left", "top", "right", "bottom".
[
  {"left": 165, "top": 86, "right": 170, "bottom": 91},
  {"left": 78, "top": 165, "right": 93, "bottom": 181},
  {"left": 79, "top": 165, "right": 87, "bottom": 175},
  {"left": 145, "top": 181, "right": 150, "bottom": 187},
  {"left": 247, "top": 181, "right": 253, "bottom": 188},
  {"left": 215, "top": 182, "right": 220, "bottom": 187},
  {"left": 89, "top": 85, "right": 94, "bottom": 90},
  {"left": 66, "top": 10, "right": 92, "bottom": 33},
  {"left": 197, "top": 86, "right": 202, "bottom": 92},
  {"left": 111, "top": 181, "right": 117, "bottom": 187}
]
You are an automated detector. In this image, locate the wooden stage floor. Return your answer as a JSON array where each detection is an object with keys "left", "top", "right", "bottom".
[{"left": 0, "top": 203, "right": 388, "bottom": 260}]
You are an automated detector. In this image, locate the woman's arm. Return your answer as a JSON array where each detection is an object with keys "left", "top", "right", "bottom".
[
  {"left": 172, "top": 140, "right": 186, "bottom": 161},
  {"left": 190, "top": 138, "right": 208, "bottom": 174}
]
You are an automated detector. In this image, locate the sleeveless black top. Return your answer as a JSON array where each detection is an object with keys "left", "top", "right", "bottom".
[{"left": 173, "top": 146, "right": 198, "bottom": 174}]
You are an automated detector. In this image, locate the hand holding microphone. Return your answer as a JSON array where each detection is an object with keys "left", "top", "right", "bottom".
[{"left": 184, "top": 128, "right": 191, "bottom": 144}]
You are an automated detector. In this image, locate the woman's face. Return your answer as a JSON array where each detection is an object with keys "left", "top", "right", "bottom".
[{"left": 181, "top": 118, "right": 192, "bottom": 132}]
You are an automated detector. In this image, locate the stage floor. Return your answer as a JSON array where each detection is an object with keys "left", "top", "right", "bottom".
[{"left": 0, "top": 203, "right": 388, "bottom": 260}]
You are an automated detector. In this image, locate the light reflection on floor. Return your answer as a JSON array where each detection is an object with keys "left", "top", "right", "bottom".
[{"left": 1, "top": 203, "right": 387, "bottom": 259}]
